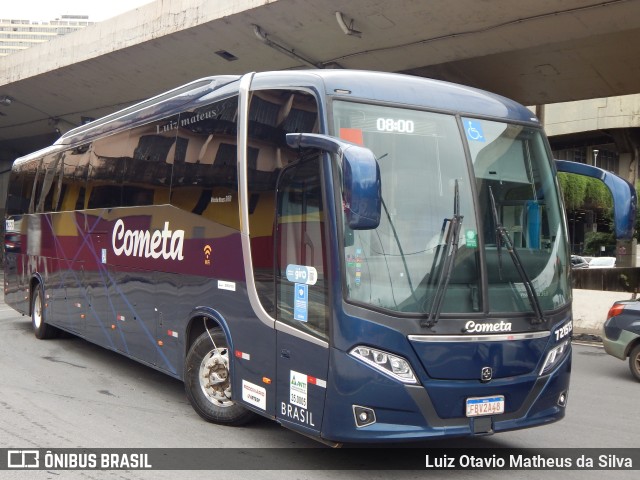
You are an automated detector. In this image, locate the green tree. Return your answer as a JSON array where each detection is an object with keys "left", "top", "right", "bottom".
[
  {"left": 583, "top": 231, "right": 615, "bottom": 255},
  {"left": 558, "top": 173, "right": 615, "bottom": 254},
  {"left": 584, "top": 177, "right": 612, "bottom": 209},
  {"left": 557, "top": 173, "right": 587, "bottom": 210},
  {"left": 557, "top": 173, "right": 612, "bottom": 211}
]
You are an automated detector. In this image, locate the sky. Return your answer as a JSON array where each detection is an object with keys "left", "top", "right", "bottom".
[{"left": 1, "top": 0, "right": 156, "bottom": 22}]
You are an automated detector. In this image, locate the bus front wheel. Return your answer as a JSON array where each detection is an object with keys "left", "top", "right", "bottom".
[
  {"left": 184, "top": 329, "right": 255, "bottom": 425},
  {"left": 31, "top": 283, "right": 57, "bottom": 340}
]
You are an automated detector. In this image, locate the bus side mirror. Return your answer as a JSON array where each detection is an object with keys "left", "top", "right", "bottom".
[
  {"left": 555, "top": 160, "right": 637, "bottom": 240},
  {"left": 286, "top": 133, "right": 381, "bottom": 229}
]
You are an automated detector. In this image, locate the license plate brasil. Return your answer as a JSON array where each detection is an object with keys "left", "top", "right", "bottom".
[{"left": 466, "top": 395, "right": 505, "bottom": 417}]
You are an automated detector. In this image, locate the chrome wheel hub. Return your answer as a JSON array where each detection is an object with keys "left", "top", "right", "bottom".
[
  {"left": 198, "top": 348, "right": 233, "bottom": 407},
  {"left": 33, "top": 292, "right": 42, "bottom": 328}
]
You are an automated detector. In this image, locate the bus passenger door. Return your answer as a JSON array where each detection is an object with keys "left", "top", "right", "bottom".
[{"left": 274, "top": 159, "right": 330, "bottom": 436}]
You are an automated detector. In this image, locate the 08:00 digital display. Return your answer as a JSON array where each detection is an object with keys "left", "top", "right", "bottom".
[{"left": 376, "top": 118, "right": 415, "bottom": 133}]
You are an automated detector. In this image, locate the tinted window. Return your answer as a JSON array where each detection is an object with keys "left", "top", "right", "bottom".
[
  {"left": 59, "top": 147, "right": 89, "bottom": 211},
  {"left": 6, "top": 163, "right": 36, "bottom": 215},
  {"left": 276, "top": 159, "right": 328, "bottom": 340},
  {"left": 247, "top": 89, "right": 320, "bottom": 317},
  {"left": 172, "top": 96, "right": 239, "bottom": 227},
  {"left": 124, "top": 117, "right": 177, "bottom": 205},
  {"left": 34, "top": 152, "right": 63, "bottom": 213}
]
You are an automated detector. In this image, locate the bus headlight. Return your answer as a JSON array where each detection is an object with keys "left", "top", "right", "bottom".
[
  {"left": 350, "top": 346, "right": 418, "bottom": 384},
  {"left": 539, "top": 339, "right": 570, "bottom": 376}
]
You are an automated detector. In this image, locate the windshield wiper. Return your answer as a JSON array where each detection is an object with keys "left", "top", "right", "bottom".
[
  {"left": 423, "top": 179, "right": 463, "bottom": 328},
  {"left": 488, "top": 186, "right": 545, "bottom": 324}
]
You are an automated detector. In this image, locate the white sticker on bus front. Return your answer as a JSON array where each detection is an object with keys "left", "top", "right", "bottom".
[
  {"left": 289, "top": 370, "right": 308, "bottom": 409},
  {"left": 242, "top": 380, "right": 266, "bottom": 410},
  {"left": 218, "top": 280, "right": 236, "bottom": 292}
]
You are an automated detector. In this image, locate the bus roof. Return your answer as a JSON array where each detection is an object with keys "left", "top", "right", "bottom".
[
  {"left": 54, "top": 75, "right": 240, "bottom": 147},
  {"left": 303, "top": 70, "right": 538, "bottom": 124},
  {"left": 25, "top": 70, "right": 537, "bottom": 161}
]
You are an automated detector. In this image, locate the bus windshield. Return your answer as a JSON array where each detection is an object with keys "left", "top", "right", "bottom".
[{"left": 333, "top": 100, "right": 570, "bottom": 317}]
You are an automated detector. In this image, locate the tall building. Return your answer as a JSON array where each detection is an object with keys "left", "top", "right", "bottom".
[{"left": 0, "top": 15, "right": 92, "bottom": 57}]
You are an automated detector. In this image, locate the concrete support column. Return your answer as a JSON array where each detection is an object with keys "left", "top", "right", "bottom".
[
  {"left": 610, "top": 128, "right": 640, "bottom": 266},
  {"left": 617, "top": 238, "right": 637, "bottom": 267},
  {"left": 618, "top": 151, "right": 637, "bottom": 186},
  {"left": 535, "top": 105, "right": 545, "bottom": 127},
  {"left": 610, "top": 128, "right": 640, "bottom": 185}
]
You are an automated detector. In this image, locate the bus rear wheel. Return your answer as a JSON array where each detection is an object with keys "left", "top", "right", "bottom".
[
  {"left": 629, "top": 344, "right": 640, "bottom": 382},
  {"left": 31, "top": 283, "right": 57, "bottom": 340},
  {"left": 184, "top": 329, "right": 255, "bottom": 425}
]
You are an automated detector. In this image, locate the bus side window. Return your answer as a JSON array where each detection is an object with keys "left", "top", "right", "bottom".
[
  {"left": 122, "top": 125, "right": 177, "bottom": 206},
  {"left": 5, "top": 174, "right": 24, "bottom": 215},
  {"left": 54, "top": 148, "right": 89, "bottom": 212},
  {"left": 247, "top": 89, "right": 320, "bottom": 317},
  {"left": 173, "top": 96, "right": 240, "bottom": 226},
  {"left": 7, "top": 162, "right": 36, "bottom": 215},
  {"left": 27, "top": 158, "right": 43, "bottom": 214},
  {"left": 275, "top": 158, "right": 328, "bottom": 340},
  {"left": 86, "top": 133, "right": 125, "bottom": 209},
  {"left": 36, "top": 152, "right": 63, "bottom": 213}
]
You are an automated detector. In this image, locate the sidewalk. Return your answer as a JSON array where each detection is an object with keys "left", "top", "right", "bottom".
[{"left": 572, "top": 288, "right": 633, "bottom": 339}]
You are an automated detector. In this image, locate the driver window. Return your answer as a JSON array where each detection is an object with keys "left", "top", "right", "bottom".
[{"left": 275, "top": 159, "right": 328, "bottom": 340}]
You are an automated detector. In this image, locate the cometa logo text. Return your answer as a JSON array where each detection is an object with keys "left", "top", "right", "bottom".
[
  {"left": 112, "top": 219, "right": 185, "bottom": 260},
  {"left": 464, "top": 320, "right": 512, "bottom": 333}
]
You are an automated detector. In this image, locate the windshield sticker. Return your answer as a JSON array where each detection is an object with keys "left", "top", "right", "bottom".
[
  {"left": 465, "top": 120, "right": 485, "bottom": 142},
  {"left": 293, "top": 284, "right": 308, "bottom": 322},
  {"left": 339, "top": 128, "right": 364, "bottom": 145},
  {"left": 346, "top": 248, "right": 363, "bottom": 287},
  {"left": 465, "top": 230, "right": 478, "bottom": 248},
  {"left": 355, "top": 248, "right": 362, "bottom": 286},
  {"left": 286, "top": 264, "right": 317, "bottom": 285}
]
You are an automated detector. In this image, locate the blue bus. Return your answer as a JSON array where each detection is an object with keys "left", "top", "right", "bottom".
[{"left": 4, "top": 70, "right": 636, "bottom": 444}]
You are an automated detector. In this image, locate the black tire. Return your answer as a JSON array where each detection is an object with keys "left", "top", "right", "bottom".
[
  {"left": 31, "top": 283, "right": 57, "bottom": 339},
  {"left": 184, "top": 329, "right": 255, "bottom": 425},
  {"left": 629, "top": 343, "right": 640, "bottom": 382}
]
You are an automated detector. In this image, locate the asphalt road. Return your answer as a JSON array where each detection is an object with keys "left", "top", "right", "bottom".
[{"left": 0, "top": 300, "right": 638, "bottom": 480}]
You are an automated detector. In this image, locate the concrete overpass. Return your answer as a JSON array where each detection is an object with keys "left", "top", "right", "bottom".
[{"left": 1, "top": 0, "right": 640, "bottom": 161}]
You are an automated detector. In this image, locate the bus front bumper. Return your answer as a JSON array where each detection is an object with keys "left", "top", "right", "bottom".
[{"left": 320, "top": 347, "right": 571, "bottom": 443}]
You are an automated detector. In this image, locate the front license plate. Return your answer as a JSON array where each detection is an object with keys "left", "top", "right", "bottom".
[{"left": 466, "top": 395, "right": 505, "bottom": 417}]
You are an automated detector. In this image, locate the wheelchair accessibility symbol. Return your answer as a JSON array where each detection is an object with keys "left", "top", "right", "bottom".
[{"left": 466, "top": 120, "right": 485, "bottom": 142}]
